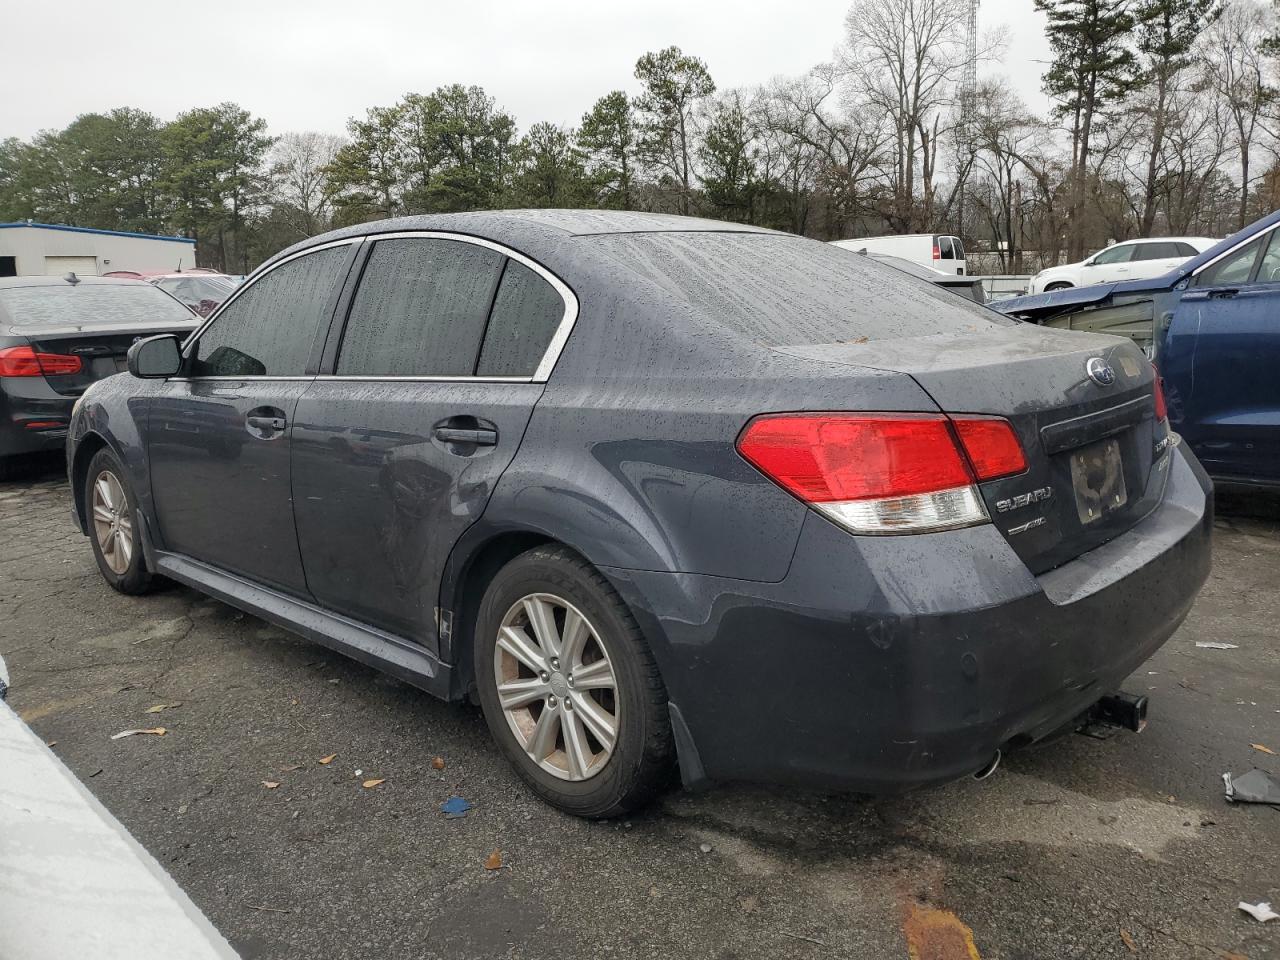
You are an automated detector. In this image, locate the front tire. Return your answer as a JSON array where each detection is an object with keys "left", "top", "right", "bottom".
[
  {"left": 1044, "top": 281, "right": 1073, "bottom": 292},
  {"left": 84, "top": 448, "right": 154, "bottom": 595},
  {"left": 473, "top": 545, "right": 673, "bottom": 817}
]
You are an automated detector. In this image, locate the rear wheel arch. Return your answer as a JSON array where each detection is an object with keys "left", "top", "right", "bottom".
[{"left": 1044, "top": 281, "right": 1074, "bottom": 291}]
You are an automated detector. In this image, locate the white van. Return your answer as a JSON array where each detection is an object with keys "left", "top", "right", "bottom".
[{"left": 830, "top": 234, "right": 967, "bottom": 275}]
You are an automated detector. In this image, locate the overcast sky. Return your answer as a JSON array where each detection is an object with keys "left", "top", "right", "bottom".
[{"left": 4, "top": 0, "right": 1052, "bottom": 140}]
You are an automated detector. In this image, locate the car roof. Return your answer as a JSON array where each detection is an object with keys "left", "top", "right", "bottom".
[
  {"left": 0, "top": 275, "right": 151, "bottom": 289},
  {"left": 266, "top": 210, "right": 780, "bottom": 275}
]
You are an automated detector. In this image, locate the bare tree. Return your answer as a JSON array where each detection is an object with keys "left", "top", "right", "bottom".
[
  {"left": 1202, "top": 0, "right": 1273, "bottom": 228},
  {"left": 840, "top": 0, "right": 971, "bottom": 230},
  {"left": 272, "top": 131, "right": 346, "bottom": 237}
]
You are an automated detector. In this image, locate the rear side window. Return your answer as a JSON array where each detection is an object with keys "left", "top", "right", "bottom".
[
  {"left": 337, "top": 238, "right": 504, "bottom": 377},
  {"left": 1197, "top": 236, "right": 1264, "bottom": 288},
  {"left": 594, "top": 232, "right": 1013, "bottom": 345},
  {"left": 191, "top": 246, "right": 348, "bottom": 377},
  {"left": 476, "top": 260, "right": 566, "bottom": 377},
  {"left": 1251, "top": 230, "right": 1280, "bottom": 284},
  {"left": 1175, "top": 242, "right": 1199, "bottom": 257},
  {"left": 1136, "top": 242, "right": 1179, "bottom": 260}
]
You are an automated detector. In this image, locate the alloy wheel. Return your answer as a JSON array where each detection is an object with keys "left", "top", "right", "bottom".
[
  {"left": 91, "top": 469, "right": 133, "bottom": 575},
  {"left": 494, "top": 593, "right": 620, "bottom": 781}
]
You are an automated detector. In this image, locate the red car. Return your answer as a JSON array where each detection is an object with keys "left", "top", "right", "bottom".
[{"left": 101, "top": 271, "right": 238, "bottom": 317}]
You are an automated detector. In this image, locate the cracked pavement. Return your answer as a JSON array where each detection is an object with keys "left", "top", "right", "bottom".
[{"left": 1, "top": 453, "right": 1279, "bottom": 960}]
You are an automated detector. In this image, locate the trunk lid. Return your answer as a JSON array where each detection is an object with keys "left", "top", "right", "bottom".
[
  {"left": 23, "top": 320, "right": 198, "bottom": 397},
  {"left": 777, "top": 326, "right": 1168, "bottom": 574}
]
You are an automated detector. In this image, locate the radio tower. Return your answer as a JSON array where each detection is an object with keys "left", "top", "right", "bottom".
[{"left": 961, "top": 0, "right": 979, "bottom": 125}]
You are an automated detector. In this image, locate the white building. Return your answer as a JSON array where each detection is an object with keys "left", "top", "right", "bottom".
[{"left": 0, "top": 221, "right": 197, "bottom": 278}]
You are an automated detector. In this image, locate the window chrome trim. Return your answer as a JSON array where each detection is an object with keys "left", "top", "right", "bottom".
[
  {"left": 181, "top": 237, "right": 362, "bottom": 359},
  {"left": 1189, "top": 225, "right": 1276, "bottom": 280},
  {"left": 314, "top": 375, "right": 535, "bottom": 384},
  {"left": 344, "top": 230, "right": 580, "bottom": 383}
]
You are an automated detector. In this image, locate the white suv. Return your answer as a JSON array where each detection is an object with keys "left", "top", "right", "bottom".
[{"left": 1029, "top": 237, "right": 1218, "bottom": 294}]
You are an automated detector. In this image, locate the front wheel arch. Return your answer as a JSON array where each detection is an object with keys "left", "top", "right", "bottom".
[{"left": 71, "top": 432, "right": 109, "bottom": 534}]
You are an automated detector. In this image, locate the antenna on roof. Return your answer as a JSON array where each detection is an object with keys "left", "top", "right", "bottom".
[{"left": 63, "top": 272, "right": 81, "bottom": 286}]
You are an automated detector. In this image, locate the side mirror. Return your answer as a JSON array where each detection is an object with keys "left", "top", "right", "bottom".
[{"left": 127, "top": 335, "right": 182, "bottom": 379}]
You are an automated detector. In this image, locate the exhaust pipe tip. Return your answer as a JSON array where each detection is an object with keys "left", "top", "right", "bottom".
[{"left": 973, "top": 749, "right": 1001, "bottom": 781}]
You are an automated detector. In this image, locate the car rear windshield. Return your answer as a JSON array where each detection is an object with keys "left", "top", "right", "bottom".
[
  {"left": 0, "top": 284, "right": 195, "bottom": 326},
  {"left": 594, "top": 232, "right": 1011, "bottom": 345}
]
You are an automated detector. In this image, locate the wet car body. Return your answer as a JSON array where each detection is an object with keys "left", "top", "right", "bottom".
[
  {"left": 997, "top": 209, "right": 1280, "bottom": 488},
  {"left": 68, "top": 211, "right": 1212, "bottom": 796},
  {"left": 0, "top": 276, "right": 198, "bottom": 473}
]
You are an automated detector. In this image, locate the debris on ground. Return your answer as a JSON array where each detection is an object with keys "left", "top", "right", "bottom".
[
  {"left": 484, "top": 849, "right": 503, "bottom": 870},
  {"left": 1251, "top": 743, "right": 1276, "bottom": 755},
  {"left": 318, "top": 753, "right": 336, "bottom": 765},
  {"left": 1120, "top": 929, "right": 1137, "bottom": 952},
  {"left": 145, "top": 703, "right": 181, "bottom": 714},
  {"left": 431, "top": 756, "right": 446, "bottom": 770},
  {"left": 280, "top": 763, "right": 303, "bottom": 772},
  {"left": 262, "top": 781, "right": 280, "bottom": 789},
  {"left": 1238, "top": 902, "right": 1280, "bottom": 923},
  {"left": 698, "top": 842, "right": 713, "bottom": 854},
  {"left": 1223, "top": 769, "right": 1280, "bottom": 805},
  {"left": 362, "top": 778, "right": 385, "bottom": 789},
  {"left": 110, "top": 727, "right": 166, "bottom": 739},
  {"left": 441, "top": 796, "right": 471, "bottom": 818},
  {"left": 1196, "top": 641, "right": 1239, "bottom": 650}
]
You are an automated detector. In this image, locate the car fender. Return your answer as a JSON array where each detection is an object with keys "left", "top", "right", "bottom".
[{"left": 68, "top": 376, "right": 157, "bottom": 537}]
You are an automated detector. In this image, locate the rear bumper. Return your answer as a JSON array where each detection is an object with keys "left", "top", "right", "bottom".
[
  {"left": 0, "top": 378, "right": 74, "bottom": 459},
  {"left": 605, "top": 444, "right": 1213, "bottom": 793}
]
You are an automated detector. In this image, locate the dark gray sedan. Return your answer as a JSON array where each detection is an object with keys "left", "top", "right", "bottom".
[{"left": 67, "top": 212, "right": 1212, "bottom": 816}]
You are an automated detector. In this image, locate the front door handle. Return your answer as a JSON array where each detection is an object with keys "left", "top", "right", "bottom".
[
  {"left": 1208, "top": 287, "right": 1239, "bottom": 299},
  {"left": 247, "top": 415, "right": 286, "bottom": 430},
  {"left": 245, "top": 407, "right": 288, "bottom": 439},
  {"left": 434, "top": 426, "right": 498, "bottom": 446}
]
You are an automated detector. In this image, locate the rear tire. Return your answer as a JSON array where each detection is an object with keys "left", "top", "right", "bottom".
[
  {"left": 473, "top": 545, "right": 673, "bottom": 817},
  {"left": 84, "top": 448, "right": 154, "bottom": 595},
  {"left": 1044, "top": 281, "right": 1073, "bottom": 292}
]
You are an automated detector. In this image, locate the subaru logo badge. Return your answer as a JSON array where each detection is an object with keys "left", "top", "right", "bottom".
[{"left": 1086, "top": 357, "right": 1115, "bottom": 386}]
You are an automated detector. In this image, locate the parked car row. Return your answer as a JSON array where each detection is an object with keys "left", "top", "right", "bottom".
[
  {"left": 997, "top": 209, "right": 1280, "bottom": 489},
  {"left": 103, "top": 268, "right": 240, "bottom": 316},
  {"left": 63, "top": 211, "right": 1211, "bottom": 817}
]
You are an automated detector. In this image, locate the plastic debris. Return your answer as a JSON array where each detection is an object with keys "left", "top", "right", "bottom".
[
  {"left": 1238, "top": 902, "right": 1280, "bottom": 923},
  {"left": 1195, "top": 642, "right": 1238, "bottom": 650},
  {"left": 1223, "top": 769, "right": 1280, "bottom": 805},
  {"left": 441, "top": 796, "right": 471, "bottom": 818},
  {"left": 111, "top": 727, "right": 166, "bottom": 739}
]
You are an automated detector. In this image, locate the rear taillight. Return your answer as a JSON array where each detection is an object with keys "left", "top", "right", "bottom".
[
  {"left": 737, "top": 413, "right": 1026, "bottom": 535},
  {"left": 1151, "top": 364, "right": 1168, "bottom": 422},
  {"left": 931, "top": 244, "right": 941, "bottom": 260},
  {"left": 0, "top": 345, "right": 82, "bottom": 377}
]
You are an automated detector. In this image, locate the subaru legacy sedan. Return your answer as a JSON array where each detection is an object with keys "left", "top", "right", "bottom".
[{"left": 67, "top": 212, "right": 1212, "bottom": 817}]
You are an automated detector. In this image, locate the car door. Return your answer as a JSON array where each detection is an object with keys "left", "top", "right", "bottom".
[
  {"left": 1162, "top": 226, "right": 1280, "bottom": 482},
  {"left": 1085, "top": 243, "right": 1136, "bottom": 284},
  {"left": 291, "top": 234, "right": 574, "bottom": 651},
  {"left": 147, "top": 241, "right": 358, "bottom": 596}
]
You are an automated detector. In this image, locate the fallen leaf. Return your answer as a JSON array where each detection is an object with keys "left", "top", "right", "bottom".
[
  {"left": 484, "top": 849, "right": 503, "bottom": 870},
  {"left": 362, "top": 778, "right": 385, "bottom": 789},
  {"left": 431, "top": 756, "right": 446, "bottom": 770},
  {"left": 1251, "top": 743, "right": 1276, "bottom": 755},
  {"left": 1120, "top": 929, "right": 1137, "bottom": 953},
  {"left": 145, "top": 702, "right": 181, "bottom": 714},
  {"left": 111, "top": 727, "right": 166, "bottom": 740},
  {"left": 281, "top": 763, "right": 304, "bottom": 772},
  {"left": 262, "top": 781, "right": 280, "bottom": 789},
  {"left": 318, "top": 753, "right": 337, "bottom": 765}
]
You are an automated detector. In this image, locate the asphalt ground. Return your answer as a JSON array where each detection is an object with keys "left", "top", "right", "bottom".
[{"left": 2, "top": 451, "right": 1278, "bottom": 960}]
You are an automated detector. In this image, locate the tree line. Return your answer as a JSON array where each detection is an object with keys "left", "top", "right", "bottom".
[{"left": 1, "top": 0, "right": 1278, "bottom": 274}]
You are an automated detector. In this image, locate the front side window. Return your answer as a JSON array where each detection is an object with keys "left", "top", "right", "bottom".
[
  {"left": 1091, "top": 244, "right": 1134, "bottom": 266},
  {"left": 191, "top": 246, "right": 349, "bottom": 377},
  {"left": 1197, "top": 236, "right": 1264, "bottom": 288},
  {"left": 337, "top": 238, "right": 505, "bottom": 377},
  {"left": 477, "top": 260, "right": 567, "bottom": 377},
  {"left": 1251, "top": 230, "right": 1280, "bottom": 284}
]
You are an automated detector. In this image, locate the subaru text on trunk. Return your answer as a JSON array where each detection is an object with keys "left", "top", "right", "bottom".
[{"left": 66, "top": 212, "right": 1213, "bottom": 817}]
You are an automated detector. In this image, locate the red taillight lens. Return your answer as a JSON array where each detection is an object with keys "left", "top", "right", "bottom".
[
  {"left": 1151, "top": 364, "right": 1168, "bottom": 422},
  {"left": 736, "top": 413, "right": 1026, "bottom": 534},
  {"left": 0, "top": 345, "right": 82, "bottom": 377},
  {"left": 932, "top": 244, "right": 941, "bottom": 259},
  {"left": 951, "top": 416, "right": 1028, "bottom": 480},
  {"left": 737, "top": 414, "right": 969, "bottom": 502}
]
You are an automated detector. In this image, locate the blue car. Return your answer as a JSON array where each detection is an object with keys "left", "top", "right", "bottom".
[{"left": 997, "top": 209, "right": 1280, "bottom": 488}]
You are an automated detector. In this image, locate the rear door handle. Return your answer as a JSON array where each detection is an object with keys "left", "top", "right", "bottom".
[
  {"left": 246, "top": 415, "right": 286, "bottom": 430},
  {"left": 434, "top": 426, "right": 498, "bottom": 446}
]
